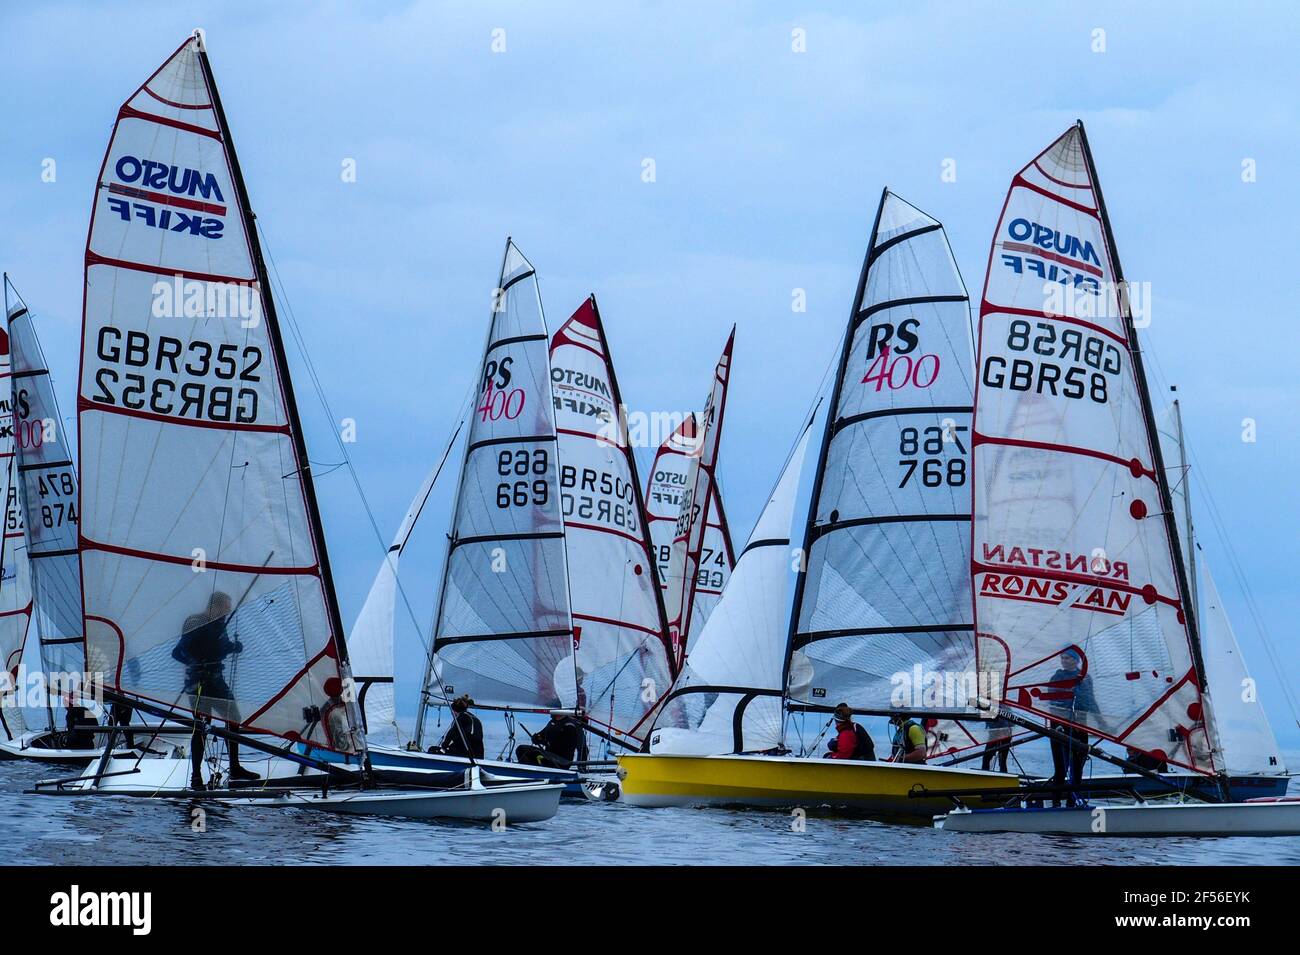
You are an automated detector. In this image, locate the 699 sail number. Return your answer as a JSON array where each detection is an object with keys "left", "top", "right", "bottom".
[{"left": 496, "top": 448, "right": 549, "bottom": 509}]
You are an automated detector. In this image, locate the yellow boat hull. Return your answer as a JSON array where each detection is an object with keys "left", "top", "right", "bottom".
[{"left": 616, "top": 753, "right": 1020, "bottom": 815}]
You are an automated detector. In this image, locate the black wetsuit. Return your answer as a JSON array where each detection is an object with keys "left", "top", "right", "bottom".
[
  {"left": 516, "top": 717, "right": 588, "bottom": 768},
  {"left": 435, "top": 710, "right": 485, "bottom": 759}
]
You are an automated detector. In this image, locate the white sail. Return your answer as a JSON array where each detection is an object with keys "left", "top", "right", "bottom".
[
  {"left": 789, "top": 191, "right": 978, "bottom": 715},
  {"left": 971, "top": 123, "right": 1212, "bottom": 773},
  {"left": 5, "top": 279, "right": 84, "bottom": 683},
  {"left": 78, "top": 35, "right": 357, "bottom": 750},
  {"left": 661, "top": 331, "right": 734, "bottom": 665},
  {"left": 651, "top": 414, "right": 817, "bottom": 754},
  {"left": 1198, "top": 562, "right": 1287, "bottom": 777},
  {"left": 550, "top": 297, "right": 673, "bottom": 739},
  {"left": 349, "top": 460, "right": 442, "bottom": 734},
  {"left": 0, "top": 325, "right": 33, "bottom": 740},
  {"left": 645, "top": 417, "right": 735, "bottom": 658},
  {"left": 427, "top": 241, "right": 574, "bottom": 715}
]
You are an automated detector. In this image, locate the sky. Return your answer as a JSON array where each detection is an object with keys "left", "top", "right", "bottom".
[{"left": 1, "top": 1, "right": 1297, "bottom": 746}]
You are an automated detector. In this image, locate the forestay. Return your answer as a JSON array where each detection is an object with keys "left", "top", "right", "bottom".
[
  {"left": 550, "top": 296, "right": 673, "bottom": 738},
  {"left": 5, "top": 280, "right": 84, "bottom": 680},
  {"left": 971, "top": 123, "right": 1213, "bottom": 773},
  {"left": 78, "top": 35, "right": 356, "bottom": 750},
  {"left": 428, "top": 241, "right": 574, "bottom": 714},
  {"left": 660, "top": 331, "right": 734, "bottom": 666},
  {"left": 645, "top": 417, "right": 735, "bottom": 659},
  {"left": 789, "top": 190, "right": 978, "bottom": 715},
  {"left": 651, "top": 413, "right": 817, "bottom": 754}
]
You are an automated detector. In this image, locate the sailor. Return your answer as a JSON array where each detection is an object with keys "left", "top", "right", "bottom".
[
  {"left": 63, "top": 699, "right": 98, "bottom": 749},
  {"left": 981, "top": 714, "right": 1013, "bottom": 773},
  {"left": 822, "top": 703, "right": 876, "bottom": 761},
  {"left": 429, "top": 694, "right": 485, "bottom": 759},
  {"left": 110, "top": 699, "right": 135, "bottom": 749},
  {"left": 516, "top": 709, "right": 589, "bottom": 768},
  {"left": 1042, "top": 647, "right": 1097, "bottom": 807},
  {"left": 172, "top": 591, "right": 259, "bottom": 783},
  {"left": 888, "top": 713, "right": 927, "bottom": 764},
  {"left": 320, "top": 677, "right": 360, "bottom": 753}
]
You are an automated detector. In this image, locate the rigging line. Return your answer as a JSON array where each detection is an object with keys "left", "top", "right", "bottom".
[
  {"left": 1143, "top": 345, "right": 1300, "bottom": 726},
  {"left": 255, "top": 220, "right": 471, "bottom": 660}
]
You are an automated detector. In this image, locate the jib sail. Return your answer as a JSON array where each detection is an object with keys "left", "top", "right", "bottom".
[
  {"left": 550, "top": 296, "right": 673, "bottom": 739},
  {"left": 650, "top": 413, "right": 817, "bottom": 754},
  {"left": 788, "top": 190, "right": 979, "bottom": 716},
  {"left": 78, "top": 35, "right": 358, "bottom": 750},
  {"left": 971, "top": 123, "right": 1213, "bottom": 773},
  {"left": 423, "top": 241, "right": 575, "bottom": 727}
]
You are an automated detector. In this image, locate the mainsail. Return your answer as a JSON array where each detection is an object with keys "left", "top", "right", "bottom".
[
  {"left": 422, "top": 241, "right": 574, "bottom": 730},
  {"left": 660, "top": 331, "right": 734, "bottom": 666},
  {"left": 645, "top": 416, "right": 736, "bottom": 658},
  {"left": 788, "top": 190, "right": 978, "bottom": 716},
  {"left": 5, "top": 279, "right": 85, "bottom": 683},
  {"left": 971, "top": 122, "right": 1213, "bottom": 773},
  {"left": 650, "top": 413, "right": 817, "bottom": 754},
  {"left": 550, "top": 296, "right": 673, "bottom": 738},
  {"left": 0, "top": 322, "right": 33, "bottom": 739},
  {"left": 78, "top": 34, "right": 358, "bottom": 750}
]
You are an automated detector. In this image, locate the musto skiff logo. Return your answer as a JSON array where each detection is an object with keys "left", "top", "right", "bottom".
[
  {"left": 999, "top": 218, "right": 1100, "bottom": 294},
  {"left": 978, "top": 543, "right": 1134, "bottom": 616},
  {"left": 104, "top": 155, "right": 226, "bottom": 239}
]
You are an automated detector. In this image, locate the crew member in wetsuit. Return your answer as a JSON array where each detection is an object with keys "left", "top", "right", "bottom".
[
  {"left": 888, "top": 713, "right": 928, "bottom": 764},
  {"left": 320, "top": 677, "right": 360, "bottom": 754},
  {"left": 516, "top": 710, "right": 589, "bottom": 768},
  {"left": 823, "top": 703, "right": 877, "bottom": 761},
  {"left": 1044, "top": 647, "right": 1098, "bottom": 807},
  {"left": 64, "top": 700, "right": 98, "bottom": 749},
  {"left": 110, "top": 699, "right": 135, "bottom": 749},
  {"left": 172, "top": 591, "right": 258, "bottom": 787},
  {"left": 982, "top": 714, "right": 1013, "bottom": 773},
  {"left": 429, "top": 694, "right": 484, "bottom": 759}
]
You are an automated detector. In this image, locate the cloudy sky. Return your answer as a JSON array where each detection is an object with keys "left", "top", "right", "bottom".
[{"left": 2, "top": 2, "right": 1297, "bottom": 744}]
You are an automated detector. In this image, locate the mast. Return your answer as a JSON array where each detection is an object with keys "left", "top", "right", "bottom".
[
  {"left": 1170, "top": 396, "right": 1198, "bottom": 624},
  {"left": 1075, "top": 122, "right": 1207, "bottom": 702},
  {"left": 783, "top": 189, "right": 885, "bottom": 691}
]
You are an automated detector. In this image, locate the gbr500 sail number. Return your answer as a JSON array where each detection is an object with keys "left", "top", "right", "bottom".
[{"left": 90, "top": 328, "right": 263, "bottom": 423}]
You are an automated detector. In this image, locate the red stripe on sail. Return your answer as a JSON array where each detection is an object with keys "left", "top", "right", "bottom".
[
  {"left": 1031, "top": 160, "right": 1093, "bottom": 192},
  {"left": 572, "top": 612, "right": 662, "bottom": 639},
  {"left": 85, "top": 248, "right": 255, "bottom": 285},
  {"left": 240, "top": 642, "right": 337, "bottom": 729},
  {"left": 972, "top": 431, "right": 1156, "bottom": 482},
  {"left": 999, "top": 240, "right": 1103, "bottom": 277},
  {"left": 142, "top": 84, "right": 213, "bottom": 111},
  {"left": 564, "top": 520, "right": 646, "bottom": 548},
  {"left": 80, "top": 536, "right": 320, "bottom": 577},
  {"left": 77, "top": 396, "right": 290, "bottom": 435},
  {"left": 1012, "top": 174, "right": 1101, "bottom": 218},
  {"left": 118, "top": 103, "right": 223, "bottom": 141},
  {"left": 107, "top": 182, "right": 227, "bottom": 216}
]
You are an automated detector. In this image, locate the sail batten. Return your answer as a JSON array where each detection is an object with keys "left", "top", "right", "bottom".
[{"left": 971, "top": 123, "right": 1213, "bottom": 774}]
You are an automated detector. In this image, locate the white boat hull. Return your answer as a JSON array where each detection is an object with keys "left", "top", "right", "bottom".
[
  {"left": 233, "top": 781, "right": 564, "bottom": 823},
  {"left": 938, "top": 801, "right": 1300, "bottom": 837},
  {"left": 0, "top": 730, "right": 132, "bottom": 765}
]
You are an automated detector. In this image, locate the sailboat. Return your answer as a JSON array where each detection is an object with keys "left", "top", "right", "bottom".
[
  {"left": 410, "top": 248, "right": 675, "bottom": 775},
  {"left": 649, "top": 333, "right": 736, "bottom": 669},
  {"left": 0, "top": 278, "right": 133, "bottom": 764},
  {"left": 33, "top": 33, "right": 560, "bottom": 822},
  {"left": 644, "top": 403, "right": 736, "bottom": 662},
  {"left": 938, "top": 121, "right": 1300, "bottom": 837},
  {"left": 616, "top": 191, "right": 1022, "bottom": 814}
]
